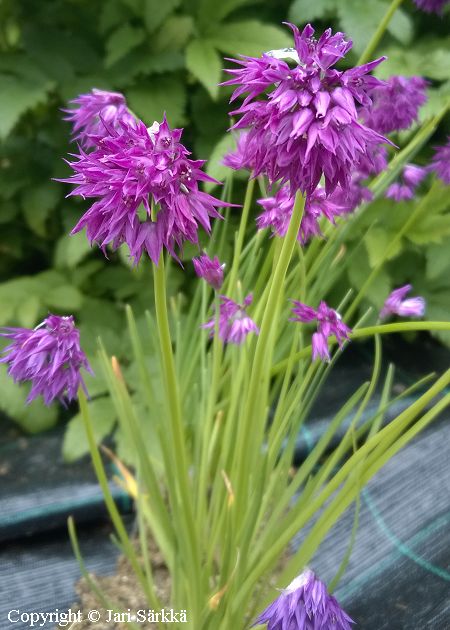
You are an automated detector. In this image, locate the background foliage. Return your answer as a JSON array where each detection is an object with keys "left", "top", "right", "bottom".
[{"left": 0, "top": 0, "right": 449, "bottom": 441}]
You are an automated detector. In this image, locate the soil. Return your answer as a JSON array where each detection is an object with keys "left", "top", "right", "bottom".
[{"left": 59, "top": 539, "right": 171, "bottom": 629}]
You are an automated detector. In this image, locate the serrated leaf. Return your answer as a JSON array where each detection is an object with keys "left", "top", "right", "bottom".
[
  {"left": 127, "top": 78, "right": 186, "bottom": 126},
  {"left": 186, "top": 39, "right": 221, "bottom": 99},
  {"left": 407, "top": 216, "right": 450, "bottom": 245},
  {"left": 210, "top": 20, "right": 291, "bottom": 57},
  {"left": 289, "top": 0, "right": 337, "bottom": 23},
  {"left": 45, "top": 285, "right": 83, "bottom": 311},
  {"left": 205, "top": 134, "right": 236, "bottom": 191},
  {"left": 105, "top": 23, "right": 145, "bottom": 68},
  {"left": 63, "top": 397, "right": 117, "bottom": 462},
  {"left": 144, "top": 0, "right": 181, "bottom": 32},
  {"left": 0, "top": 74, "right": 54, "bottom": 139},
  {"left": 21, "top": 183, "right": 60, "bottom": 237},
  {"left": 55, "top": 233, "right": 92, "bottom": 269},
  {"left": 153, "top": 16, "right": 194, "bottom": 52},
  {"left": 17, "top": 295, "right": 42, "bottom": 328},
  {"left": 376, "top": 40, "right": 450, "bottom": 81}
]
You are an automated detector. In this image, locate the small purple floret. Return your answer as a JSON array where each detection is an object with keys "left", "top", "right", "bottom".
[
  {"left": 193, "top": 253, "right": 225, "bottom": 290},
  {"left": 202, "top": 294, "right": 259, "bottom": 344},
  {"left": 429, "top": 137, "right": 450, "bottom": 184},
  {"left": 380, "top": 285, "right": 426, "bottom": 320},
  {"left": 60, "top": 115, "right": 229, "bottom": 265},
  {"left": 63, "top": 88, "right": 135, "bottom": 149},
  {"left": 253, "top": 568, "right": 354, "bottom": 630},
  {"left": 386, "top": 164, "right": 427, "bottom": 201},
  {"left": 414, "top": 0, "right": 449, "bottom": 14},
  {"left": 223, "top": 23, "right": 389, "bottom": 196},
  {"left": 362, "top": 76, "right": 428, "bottom": 134},
  {"left": 0, "top": 315, "right": 92, "bottom": 406},
  {"left": 291, "top": 300, "right": 351, "bottom": 362},
  {"left": 257, "top": 186, "right": 345, "bottom": 244}
]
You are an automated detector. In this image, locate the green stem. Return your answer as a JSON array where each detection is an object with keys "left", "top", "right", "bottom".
[
  {"left": 226, "top": 176, "right": 255, "bottom": 295},
  {"left": 272, "top": 321, "right": 450, "bottom": 375},
  {"left": 153, "top": 256, "right": 201, "bottom": 622},
  {"left": 357, "top": 0, "right": 405, "bottom": 65}
]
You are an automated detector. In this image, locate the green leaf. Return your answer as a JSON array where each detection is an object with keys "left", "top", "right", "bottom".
[
  {"left": 376, "top": 40, "right": 450, "bottom": 81},
  {"left": 144, "top": 0, "right": 182, "bottom": 33},
  {"left": 55, "top": 232, "right": 92, "bottom": 269},
  {"left": 387, "top": 7, "right": 413, "bottom": 46},
  {"left": 153, "top": 15, "right": 194, "bottom": 52},
  {"left": 21, "top": 183, "right": 60, "bottom": 237},
  {"left": 198, "top": 0, "right": 263, "bottom": 24},
  {"left": 17, "top": 295, "right": 42, "bottom": 328},
  {"left": 105, "top": 23, "right": 145, "bottom": 68},
  {"left": 364, "top": 227, "right": 402, "bottom": 268},
  {"left": 210, "top": 20, "right": 291, "bottom": 57},
  {"left": 0, "top": 364, "right": 58, "bottom": 433},
  {"left": 186, "top": 39, "right": 222, "bottom": 99},
  {"left": 127, "top": 77, "right": 186, "bottom": 126},
  {"left": 337, "top": 0, "right": 386, "bottom": 54},
  {"left": 205, "top": 133, "right": 237, "bottom": 191},
  {"left": 45, "top": 285, "right": 83, "bottom": 311},
  {"left": 426, "top": 243, "right": 450, "bottom": 281},
  {"left": 0, "top": 74, "right": 53, "bottom": 139},
  {"left": 63, "top": 397, "right": 117, "bottom": 462},
  {"left": 289, "top": 0, "right": 337, "bottom": 23}
]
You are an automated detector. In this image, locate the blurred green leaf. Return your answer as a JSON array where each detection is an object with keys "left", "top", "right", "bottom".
[
  {"left": 205, "top": 133, "right": 236, "bottom": 191},
  {"left": 365, "top": 227, "right": 402, "bottom": 268},
  {"left": 45, "top": 285, "right": 83, "bottom": 311},
  {"left": 63, "top": 397, "right": 117, "bottom": 462},
  {"left": 153, "top": 15, "right": 194, "bottom": 52},
  {"left": 0, "top": 74, "right": 54, "bottom": 139},
  {"left": 21, "top": 183, "right": 60, "bottom": 237},
  {"left": 186, "top": 39, "right": 222, "bottom": 99},
  {"left": 105, "top": 23, "right": 145, "bottom": 67},
  {"left": 289, "top": 0, "right": 337, "bottom": 23},
  {"left": 55, "top": 232, "right": 92, "bottom": 269},
  {"left": 127, "top": 77, "right": 186, "bottom": 125},
  {"left": 144, "top": 0, "right": 181, "bottom": 32},
  {"left": 210, "top": 20, "right": 291, "bottom": 57},
  {"left": 426, "top": 243, "right": 450, "bottom": 281}
]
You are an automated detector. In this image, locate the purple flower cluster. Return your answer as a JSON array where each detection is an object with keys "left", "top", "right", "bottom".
[
  {"left": 63, "top": 88, "right": 136, "bottom": 149},
  {"left": 193, "top": 253, "right": 225, "bottom": 290},
  {"left": 386, "top": 164, "right": 427, "bottom": 201},
  {"left": 61, "top": 117, "right": 228, "bottom": 265},
  {"left": 362, "top": 76, "right": 428, "bottom": 134},
  {"left": 380, "top": 285, "right": 425, "bottom": 320},
  {"left": 0, "top": 315, "right": 91, "bottom": 405},
  {"left": 257, "top": 186, "right": 345, "bottom": 244},
  {"left": 414, "top": 0, "right": 449, "bottom": 14},
  {"left": 223, "top": 23, "right": 389, "bottom": 196},
  {"left": 202, "top": 294, "right": 259, "bottom": 344},
  {"left": 253, "top": 569, "right": 354, "bottom": 630},
  {"left": 429, "top": 137, "right": 450, "bottom": 184},
  {"left": 291, "top": 301, "right": 351, "bottom": 362}
]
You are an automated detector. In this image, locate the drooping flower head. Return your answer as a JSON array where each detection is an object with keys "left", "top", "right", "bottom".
[
  {"left": 60, "top": 115, "right": 229, "bottom": 265},
  {"left": 0, "top": 315, "right": 92, "bottom": 406},
  {"left": 362, "top": 76, "right": 428, "bottom": 134},
  {"left": 413, "top": 0, "right": 449, "bottom": 14},
  {"left": 223, "top": 23, "right": 389, "bottom": 195},
  {"left": 380, "top": 285, "right": 426, "bottom": 320},
  {"left": 386, "top": 164, "right": 427, "bottom": 201},
  {"left": 202, "top": 294, "right": 259, "bottom": 344},
  {"left": 257, "top": 186, "right": 345, "bottom": 244},
  {"left": 63, "top": 88, "right": 136, "bottom": 149},
  {"left": 193, "top": 253, "right": 225, "bottom": 290},
  {"left": 291, "top": 300, "right": 351, "bottom": 362},
  {"left": 429, "top": 136, "right": 450, "bottom": 184},
  {"left": 253, "top": 568, "right": 354, "bottom": 630}
]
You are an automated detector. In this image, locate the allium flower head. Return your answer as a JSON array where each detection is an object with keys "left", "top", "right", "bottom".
[
  {"left": 63, "top": 88, "right": 135, "bottom": 149},
  {"left": 386, "top": 164, "right": 427, "bottom": 201},
  {"left": 202, "top": 294, "right": 259, "bottom": 344},
  {"left": 414, "top": 0, "right": 449, "bottom": 14},
  {"left": 380, "top": 285, "right": 425, "bottom": 319},
  {"left": 223, "top": 23, "right": 389, "bottom": 195},
  {"left": 193, "top": 253, "right": 225, "bottom": 290},
  {"left": 0, "top": 315, "right": 92, "bottom": 406},
  {"left": 429, "top": 136, "right": 450, "bottom": 184},
  {"left": 362, "top": 76, "right": 428, "bottom": 134},
  {"left": 253, "top": 568, "right": 354, "bottom": 630},
  {"left": 60, "top": 115, "right": 229, "bottom": 265},
  {"left": 257, "top": 186, "right": 345, "bottom": 244},
  {"left": 291, "top": 300, "right": 351, "bottom": 362}
]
